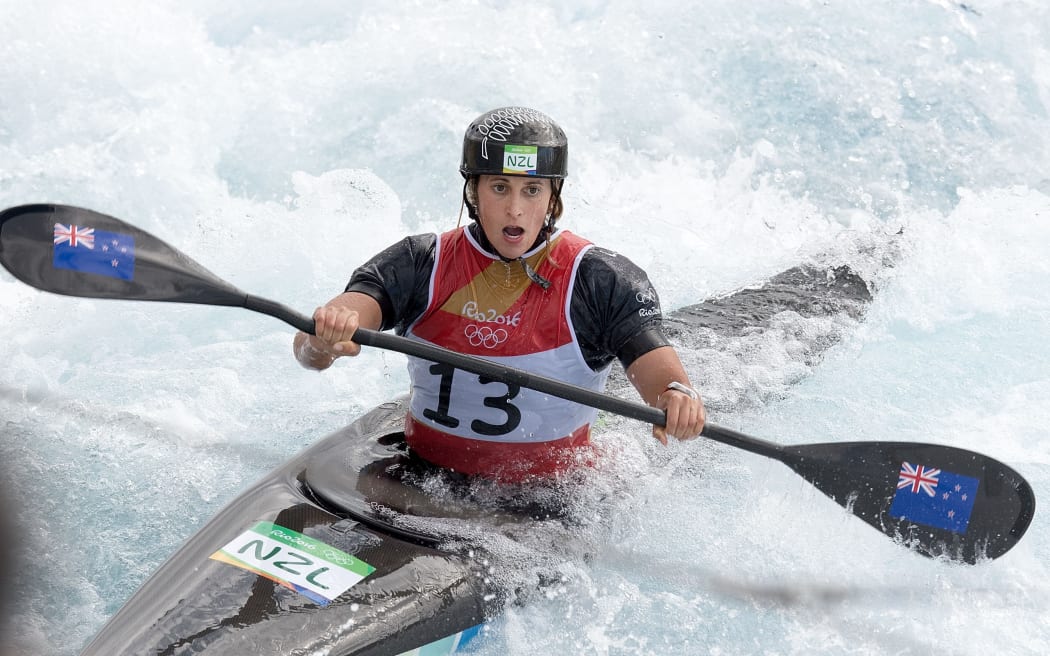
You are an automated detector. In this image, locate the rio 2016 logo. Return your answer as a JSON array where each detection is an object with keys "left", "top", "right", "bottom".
[{"left": 461, "top": 300, "right": 522, "bottom": 327}]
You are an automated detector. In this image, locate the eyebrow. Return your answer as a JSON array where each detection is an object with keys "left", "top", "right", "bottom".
[{"left": 487, "top": 177, "right": 547, "bottom": 186}]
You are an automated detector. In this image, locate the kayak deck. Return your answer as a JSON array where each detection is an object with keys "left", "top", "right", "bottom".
[{"left": 80, "top": 399, "right": 499, "bottom": 656}]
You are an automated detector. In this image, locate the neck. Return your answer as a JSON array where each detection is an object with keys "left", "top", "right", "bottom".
[
  {"left": 466, "top": 223, "right": 553, "bottom": 289},
  {"left": 468, "top": 222, "right": 552, "bottom": 261}
]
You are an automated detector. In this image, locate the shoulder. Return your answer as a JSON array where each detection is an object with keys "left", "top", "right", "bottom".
[
  {"left": 551, "top": 229, "right": 593, "bottom": 251},
  {"left": 574, "top": 244, "right": 661, "bottom": 325},
  {"left": 576, "top": 245, "right": 653, "bottom": 290},
  {"left": 568, "top": 243, "right": 665, "bottom": 369},
  {"left": 348, "top": 232, "right": 442, "bottom": 332},
  {"left": 361, "top": 232, "right": 439, "bottom": 271},
  {"left": 393, "top": 232, "right": 439, "bottom": 255},
  {"left": 348, "top": 231, "right": 441, "bottom": 290}
]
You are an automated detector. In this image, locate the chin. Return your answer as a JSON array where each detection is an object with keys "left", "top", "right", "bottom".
[{"left": 496, "top": 247, "right": 525, "bottom": 260}]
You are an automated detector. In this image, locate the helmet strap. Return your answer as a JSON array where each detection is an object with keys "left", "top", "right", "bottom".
[
  {"left": 518, "top": 255, "right": 552, "bottom": 290},
  {"left": 534, "top": 179, "right": 561, "bottom": 241}
]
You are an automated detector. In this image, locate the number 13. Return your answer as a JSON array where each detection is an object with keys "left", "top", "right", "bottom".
[{"left": 421, "top": 363, "right": 522, "bottom": 436}]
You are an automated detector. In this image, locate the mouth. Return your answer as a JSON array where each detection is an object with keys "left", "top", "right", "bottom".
[{"left": 502, "top": 226, "right": 525, "bottom": 240}]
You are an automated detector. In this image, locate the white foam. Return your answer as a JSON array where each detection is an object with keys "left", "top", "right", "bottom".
[{"left": 3, "top": 1, "right": 1050, "bottom": 654}]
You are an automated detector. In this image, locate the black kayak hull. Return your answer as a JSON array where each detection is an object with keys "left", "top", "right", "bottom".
[{"left": 80, "top": 398, "right": 491, "bottom": 656}]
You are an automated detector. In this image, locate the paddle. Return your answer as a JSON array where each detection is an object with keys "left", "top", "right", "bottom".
[{"left": 0, "top": 203, "right": 1035, "bottom": 564}]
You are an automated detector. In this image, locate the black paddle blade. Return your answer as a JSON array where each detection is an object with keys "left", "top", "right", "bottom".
[
  {"left": 782, "top": 441, "right": 1035, "bottom": 563},
  {"left": 0, "top": 204, "right": 245, "bottom": 306}
]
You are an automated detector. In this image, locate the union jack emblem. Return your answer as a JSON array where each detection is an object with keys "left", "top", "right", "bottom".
[
  {"left": 54, "top": 223, "right": 95, "bottom": 249},
  {"left": 897, "top": 462, "right": 940, "bottom": 497}
]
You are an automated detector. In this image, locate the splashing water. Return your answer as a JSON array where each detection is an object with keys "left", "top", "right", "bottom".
[{"left": 2, "top": 1, "right": 1049, "bottom": 654}]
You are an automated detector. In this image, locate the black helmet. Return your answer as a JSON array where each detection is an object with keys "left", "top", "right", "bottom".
[{"left": 460, "top": 107, "right": 568, "bottom": 179}]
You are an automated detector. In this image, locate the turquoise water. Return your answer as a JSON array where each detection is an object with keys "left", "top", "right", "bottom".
[{"left": 2, "top": 2, "right": 1049, "bottom": 654}]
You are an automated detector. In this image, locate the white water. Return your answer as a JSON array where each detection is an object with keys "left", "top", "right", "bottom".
[{"left": 2, "top": 1, "right": 1049, "bottom": 654}]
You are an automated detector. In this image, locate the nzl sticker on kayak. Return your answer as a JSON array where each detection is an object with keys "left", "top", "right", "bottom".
[{"left": 211, "top": 521, "right": 375, "bottom": 606}]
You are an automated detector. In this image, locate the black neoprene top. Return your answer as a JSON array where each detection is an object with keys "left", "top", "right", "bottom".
[{"left": 345, "top": 223, "right": 669, "bottom": 372}]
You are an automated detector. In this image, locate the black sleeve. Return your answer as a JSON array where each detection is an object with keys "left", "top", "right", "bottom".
[
  {"left": 570, "top": 247, "right": 670, "bottom": 371},
  {"left": 344, "top": 234, "right": 437, "bottom": 334}
]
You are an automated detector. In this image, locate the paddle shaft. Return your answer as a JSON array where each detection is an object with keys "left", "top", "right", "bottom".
[{"left": 245, "top": 295, "right": 784, "bottom": 456}]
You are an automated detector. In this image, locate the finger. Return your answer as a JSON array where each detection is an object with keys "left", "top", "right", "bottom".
[
  {"left": 329, "top": 313, "right": 351, "bottom": 348},
  {"left": 333, "top": 338, "right": 361, "bottom": 356},
  {"left": 680, "top": 400, "right": 705, "bottom": 442},
  {"left": 668, "top": 400, "right": 703, "bottom": 441},
  {"left": 692, "top": 402, "right": 707, "bottom": 437},
  {"left": 311, "top": 306, "right": 326, "bottom": 338},
  {"left": 332, "top": 313, "right": 360, "bottom": 354},
  {"left": 682, "top": 403, "right": 705, "bottom": 440},
  {"left": 308, "top": 308, "right": 333, "bottom": 349},
  {"left": 314, "top": 306, "right": 340, "bottom": 343},
  {"left": 652, "top": 424, "right": 669, "bottom": 446},
  {"left": 663, "top": 397, "right": 684, "bottom": 439}
]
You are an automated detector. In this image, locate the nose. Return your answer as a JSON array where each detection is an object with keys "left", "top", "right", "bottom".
[{"left": 506, "top": 194, "right": 525, "bottom": 217}]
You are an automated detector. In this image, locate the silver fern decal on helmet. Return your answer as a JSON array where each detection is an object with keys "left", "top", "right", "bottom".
[{"left": 475, "top": 107, "right": 555, "bottom": 160}]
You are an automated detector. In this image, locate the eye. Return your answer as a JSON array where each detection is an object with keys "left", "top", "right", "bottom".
[
  {"left": 524, "top": 186, "right": 542, "bottom": 196},
  {"left": 491, "top": 183, "right": 507, "bottom": 193}
]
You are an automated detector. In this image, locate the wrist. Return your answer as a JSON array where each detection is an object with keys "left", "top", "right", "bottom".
[{"left": 665, "top": 381, "right": 699, "bottom": 400}]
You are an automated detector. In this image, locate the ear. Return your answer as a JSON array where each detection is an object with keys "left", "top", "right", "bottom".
[{"left": 462, "top": 177, "right": 481, "bottom": 222}]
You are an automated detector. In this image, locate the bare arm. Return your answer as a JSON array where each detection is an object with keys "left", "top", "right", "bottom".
[
  {"left": 625, "top": 345, "right": 706, "bottom": 444},
  {"left": 293, "top": 291, "right": 384, "bottom": 371}
]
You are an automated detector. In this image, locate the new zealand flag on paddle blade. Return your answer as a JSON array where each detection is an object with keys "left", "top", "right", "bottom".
[
  {"left": 888, "top": 461, "right": 979, "bottom": 534},
  {"left": 53, "top": 223, "right": 135, "bottom": 280}
]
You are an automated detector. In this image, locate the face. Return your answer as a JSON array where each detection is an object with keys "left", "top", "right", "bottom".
[{"left": 475, "top": 175, "right": 553, "bottom": 260}]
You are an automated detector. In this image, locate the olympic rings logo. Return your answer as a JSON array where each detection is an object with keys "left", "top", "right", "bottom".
[
  {"left": 321, "top": 548, "right": 355, "bottom": 566},
  {"left": 636, "top": 288, "right": 658, "bottom": 305},
  {"left": 465, "top": 323, "right": 509, "bottom": 349}
]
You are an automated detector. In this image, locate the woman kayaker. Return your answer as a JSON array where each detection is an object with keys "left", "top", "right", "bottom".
[{"left": 293, "top": 106, "right": 705, "bottom": 481}]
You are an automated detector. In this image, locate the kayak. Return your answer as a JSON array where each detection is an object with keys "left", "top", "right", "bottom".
[
  {"left": 76, "top": 266, "right": 879, "bottom": 655},
  {"left": 79, "top": 396, "right": 496, "bottom": 655}
]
